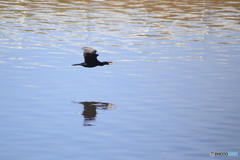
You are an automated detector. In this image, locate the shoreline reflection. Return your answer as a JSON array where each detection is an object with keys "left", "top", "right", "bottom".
[{"left": 72, "top": 101, "right": 115, "bottom": 126}]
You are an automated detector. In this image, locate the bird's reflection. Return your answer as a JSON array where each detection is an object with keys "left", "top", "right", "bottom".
[{"left": 73, "top": 101, "right": 115, "bottom": 126}]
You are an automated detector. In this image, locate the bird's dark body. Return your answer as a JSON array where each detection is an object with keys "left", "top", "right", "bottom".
[{"left": 72, "top": 47, "right": 113, "bottom": 68}]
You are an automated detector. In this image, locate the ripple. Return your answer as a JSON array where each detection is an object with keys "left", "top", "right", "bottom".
[{"left": 14, "top": 66, "right": 34, "bottom": 69}]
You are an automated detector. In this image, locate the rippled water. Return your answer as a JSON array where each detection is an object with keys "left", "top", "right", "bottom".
[{"left": 0, "top": 0, "right": 240, "bottom": 159}]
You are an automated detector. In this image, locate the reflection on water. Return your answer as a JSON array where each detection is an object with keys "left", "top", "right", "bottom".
[
  {"left": 73, "top": 101, "right": 115, "bottom": 126},
  {"left": 0, "top": 0, "right": 239, "bottom": 56}
]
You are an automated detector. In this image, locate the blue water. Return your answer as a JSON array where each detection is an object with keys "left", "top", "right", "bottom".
[{"left": 0, "top": 0, "right": 240, "bottom": 159}]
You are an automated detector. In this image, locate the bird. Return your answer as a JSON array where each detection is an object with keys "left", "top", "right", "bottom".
[{"left": 72, "top": 47, "right": 113, "bottom": 68}]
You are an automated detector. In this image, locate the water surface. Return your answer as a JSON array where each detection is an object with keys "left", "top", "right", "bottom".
[{"left": 0, "top": 0, "right": 240, "bottom": 159}]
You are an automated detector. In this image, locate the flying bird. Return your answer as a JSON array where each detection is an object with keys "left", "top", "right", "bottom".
[{"left": 72, "top": 47, "right": 113, "bottom": 68}]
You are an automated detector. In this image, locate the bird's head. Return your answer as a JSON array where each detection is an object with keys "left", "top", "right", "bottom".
[{"left": 101, "top": 62, "right": 114, "bottom": 65}]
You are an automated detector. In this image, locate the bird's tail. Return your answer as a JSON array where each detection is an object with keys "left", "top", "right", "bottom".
[{"left": 72, "top": 63, "right": 81, "bottom": 66}]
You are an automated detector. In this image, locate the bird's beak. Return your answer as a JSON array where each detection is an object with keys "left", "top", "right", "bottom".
[{"left": 109, "top": 62, "right": 114, "bottom": 65}]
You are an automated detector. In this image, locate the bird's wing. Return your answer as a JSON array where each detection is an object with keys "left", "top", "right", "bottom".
[
  {"left": 82, "top": 47, "right": 97, "bottom": 54},
  {"left": 82, "top": 47, "right": 100, "bottom": 63}
]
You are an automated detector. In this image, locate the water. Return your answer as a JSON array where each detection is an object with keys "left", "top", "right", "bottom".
[{"left": 0, "top": 0, "right": 240, "bottom": 159}]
